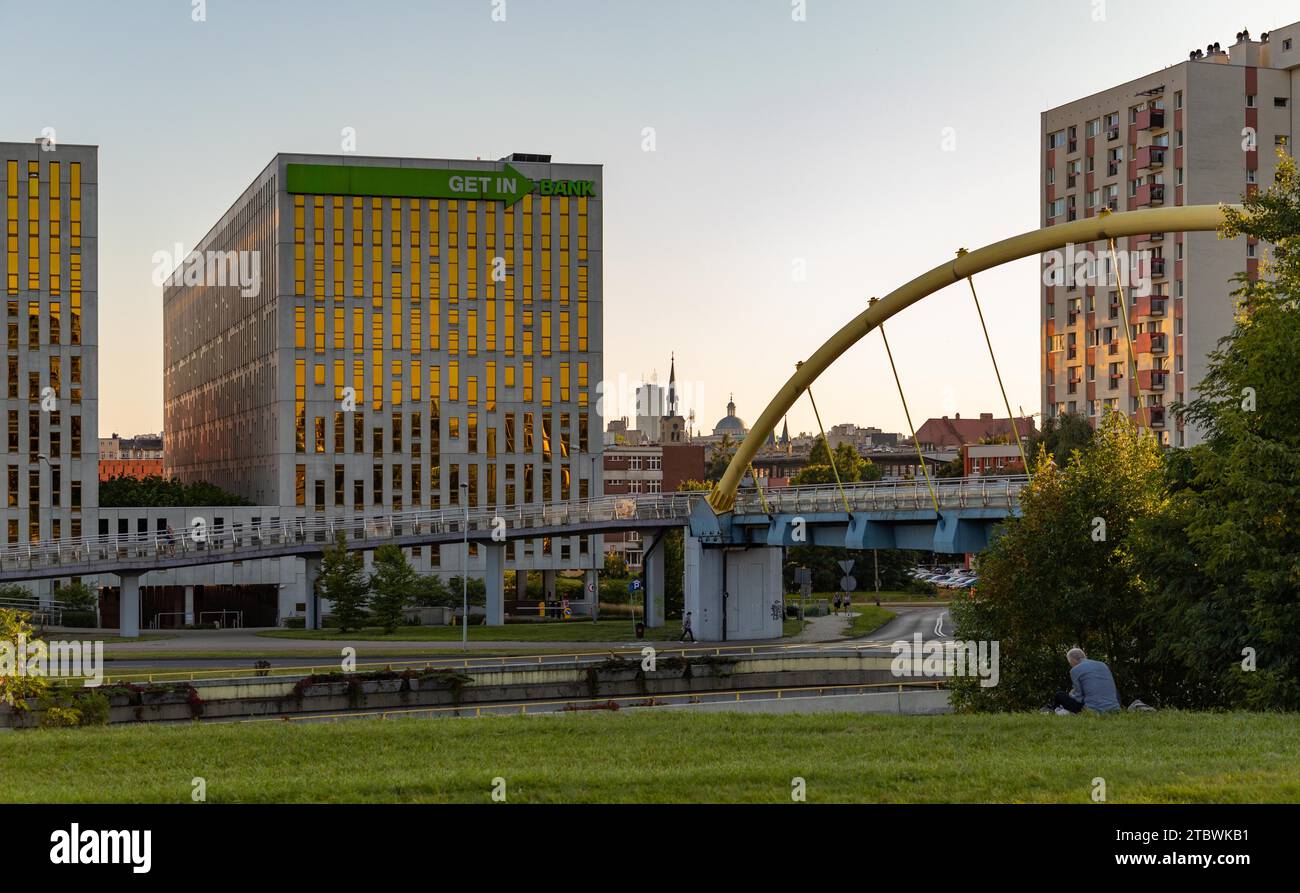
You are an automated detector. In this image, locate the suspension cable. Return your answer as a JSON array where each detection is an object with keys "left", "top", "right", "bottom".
[
  {"left": 877, "top": 318, "right": 942, "bottom": 515},
  {"left": 958, "top": 250, "right": 1032, "bottom": 478},
  {"left": 797, "top": 364, "right": 851, "bottom": 514},
  {"left": 1107, "top": 235, "right": 1150, "bottom": 433}
]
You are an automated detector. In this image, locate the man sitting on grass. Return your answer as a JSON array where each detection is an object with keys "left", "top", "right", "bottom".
[{"left": 1045, "top": 647, "right": 1121, "bottom": 715}]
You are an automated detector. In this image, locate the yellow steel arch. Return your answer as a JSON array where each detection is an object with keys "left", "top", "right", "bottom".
[{"left": 708, "top": 204, "right": 1239, "bottom": 513}]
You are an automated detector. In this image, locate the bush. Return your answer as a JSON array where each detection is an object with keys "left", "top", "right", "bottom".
[
  {"left": 59, "top": 610, "right": 98, "bottom": 629},
  {"left": 282, "top": 617, "right": 306, "bottom": 629},
  {"left": 37, "top": 689, "right": 110, "bottom": 727}
]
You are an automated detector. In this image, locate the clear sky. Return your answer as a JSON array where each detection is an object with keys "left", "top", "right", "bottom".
[{"left": 1, "top": 0, "right": 1293, "bottom": 439}]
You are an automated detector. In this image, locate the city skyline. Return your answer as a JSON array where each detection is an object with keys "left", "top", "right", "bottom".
[{"left": 2, "top": 0, "right": 1296, "bottom": 439}]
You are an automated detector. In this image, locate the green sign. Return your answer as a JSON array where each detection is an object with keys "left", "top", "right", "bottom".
[{"left": 286, "top": 163, "right": 595, "bottom": 208}]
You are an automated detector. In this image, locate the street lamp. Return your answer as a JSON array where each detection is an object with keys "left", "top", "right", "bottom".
[{"left": 460, "top": 481, "right": 469, "bottom": 651}]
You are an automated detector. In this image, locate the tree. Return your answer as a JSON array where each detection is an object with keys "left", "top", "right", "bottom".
[
  {"left": 316, "top": 533, "right": 369, "bottom": 632},
  {"left": 368, "top": 545, "right": 417, "bottom": 633},
  {"left": 0, "top": 584, "right": 36, "bottom": 610},
  {"left": 948, "top": 413, "right": 1168, "bottom": 711},
  {"left": 791, "top": 436, "right": 877, "bottom": 486},
  {"left": 411, "top": 574, "right": 453, "bottom": 608},
  {"left": 603, "top": 551, "right": 629, "bottom": 579},
  {"left": 99, "top": 475, "right": 252, "bottom": 508},
  {"left": 0, "top": 608, "right": 48, "bottom": 711},
  {"left": 1027, "top": 413, "right": 1094, "bottom": 468},
  {"left": 57, "top": 581, "right": 97, "bottom": 612},
  {"left": 935, "top": 457, "right": 965, "bottom": 479},
  {"left": 1133, "top": 150, "right": 1300, "bottom": 710},
  {"left": 705, "top": 434, "right": 736, "bottom": 483}
]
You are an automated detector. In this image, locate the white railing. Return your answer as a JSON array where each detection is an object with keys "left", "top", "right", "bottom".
[
  {"left": 0, "top": 492, "right": 702, "bottom": 574},
  {"left": 735, "top": 475, "right": 1027, "bottom": 516},
  {"left": 0, "top": 477, "right": 1025, "bottom": 575}
]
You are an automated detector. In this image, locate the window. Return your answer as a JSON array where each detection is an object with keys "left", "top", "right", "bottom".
[
  {"left": 1284, "top": 38, "right": 1293, "bottom": 51},
  {"left": 1275, "top": 97, "right": 1289, "bottom": 109}
]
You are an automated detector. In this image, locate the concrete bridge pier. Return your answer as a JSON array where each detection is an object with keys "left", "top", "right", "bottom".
[
  {"left": 304, "top": 555, "right": 321, "bottom": 630},
  {"left": 683, "top": 537, "right": 783, "bottom": 642},
  {"left": 485, "top": 543, "right": 505, "bottom": 626},
  {"left": 643, "top": 536, "right": 666, "bottom": 628},
  {"left": 118, "top": 572, "right": 142, "bottom": 638},
  {"left": 583, "top": 568, "right": 600, "bottom": 619},
  {"left": 183, "top": 585, "right": 195, "bottom": 627}
]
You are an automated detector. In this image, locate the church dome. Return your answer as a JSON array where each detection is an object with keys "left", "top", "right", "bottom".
[{"left": 713, "top": 396, "right": 748, "bottom": 436}]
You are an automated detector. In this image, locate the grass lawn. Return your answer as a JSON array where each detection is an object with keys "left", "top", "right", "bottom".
[
  {"left": 259, "top": 618, "right": 791, "bottom": 644},
  {"left": 842, "top": 605, "right": 898, "bottom": 638},
  {"left": 3, "top": 711, "right": 1297, "bottom": 803}
]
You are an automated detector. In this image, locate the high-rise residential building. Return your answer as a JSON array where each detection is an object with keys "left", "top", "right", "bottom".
[
  {"left": 0, "top": 141, "right": 99, "bottom": 553},
  {"left": 163, "top": 152, "right": 604, "bottom": 582},
  {"left": 1041, "top": 23, "right": 1297, "bottom": 446}
]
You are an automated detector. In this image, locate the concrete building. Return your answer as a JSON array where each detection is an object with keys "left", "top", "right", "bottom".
[
  {"left": 0, "top": 141, "right": 100, "bottom": 557},
  {"left": 98, "top": 458, "right": 163, "bottom": 481},
  {"left": 601, "top": 442, "right": 705, "bottom": 571},
  {"left": 162, "top": 152, "right": 605, "bottom": 621},
  {"left": 99, "top": 432, "right": 163, "bottom": 460},
  {"left": 962, "top": 443, "right": 1027, "bottom": 477},
  {"left": 912, "top": 413, "right": 1037, "bottom": 452},
  {"left": 1042, "top": 22, "right": 1298, "bottom": 446}
]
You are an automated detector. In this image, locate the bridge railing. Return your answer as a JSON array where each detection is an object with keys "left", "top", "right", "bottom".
[
  {"left": 734, "top": 475, "right": 1028, "bottom": 516},
  {"left": 0, "top": 492, "right": 704, "bottom": 575}
]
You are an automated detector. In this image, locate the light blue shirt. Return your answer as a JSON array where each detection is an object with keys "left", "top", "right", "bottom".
[{"left": 1070, "top": 659, "right": 1121, "bottom": 713}]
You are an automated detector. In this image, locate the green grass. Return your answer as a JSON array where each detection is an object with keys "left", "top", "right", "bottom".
[
  {"left": 3, "top": 712, "right": 1297, "bottom": 803},
  {"left": 262, "top": 619, "right": 715, "bottom": 644},
  {"left": 842, "top": 605, "right": 898, "bottom": 638}
]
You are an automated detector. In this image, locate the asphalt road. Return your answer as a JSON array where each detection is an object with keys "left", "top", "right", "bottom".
[{"left": 98, "top": 607, "right": 953, "bottom": 677}]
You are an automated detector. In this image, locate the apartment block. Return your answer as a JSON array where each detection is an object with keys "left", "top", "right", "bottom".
[{"left": 1042, "top": 24, "right": 1297, "bottom": 446}]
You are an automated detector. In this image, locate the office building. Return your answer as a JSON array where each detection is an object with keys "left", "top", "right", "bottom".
[{"left": 163, "top": 152, "right": 605, "bottom": 612}]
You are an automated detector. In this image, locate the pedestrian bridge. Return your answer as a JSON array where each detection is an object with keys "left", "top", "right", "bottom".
[{"left": 0, "top": 476, "right": 1025, "bottom": 585}]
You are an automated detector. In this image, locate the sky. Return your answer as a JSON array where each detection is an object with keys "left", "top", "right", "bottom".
[{"left": 1, "top": 0, "right": 1294, "bottom": 439}]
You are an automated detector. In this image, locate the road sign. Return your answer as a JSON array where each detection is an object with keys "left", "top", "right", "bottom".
[
  {"left": 840, "top": 576, "right": 858, "bottom": 592},
  {"left": 628, "top": 580, "right": 643, "bottom": 594},
  {"left": 587, "top": 582, "right": 595, "bottom": 594},
  {"left": 837, "top": 560, "right": 855, "bottom": 575}
]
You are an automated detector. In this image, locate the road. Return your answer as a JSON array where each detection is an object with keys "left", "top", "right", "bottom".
[{"left": 96, "top": 606, "right": 954, "bottom": 678}]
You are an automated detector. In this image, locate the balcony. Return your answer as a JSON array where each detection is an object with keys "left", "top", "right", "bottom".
[
  {"left": 1135, "top": 146, "right": 1166, "bottom": 169},
  {"left": 1134, "top": 184, "right": 1166, "bottom": 207},
  {"left": 1148, "top": 406, "right": 1167, "bottom": 428},
  {"left": 1137, "top": 370, "right": 1167, "bottom": 391},
  {"left": 1134, "top": 296, "right": 1168, "bottom": 318},
  {"left": 1107, "top": 126, "right": 1121, "bottom": 141},
  {"left": 1136, "top": 108, "right": 1166, "bottom": 131},
  {"left": 1136, "top": 332, "right": 1168, "bottom": 354}
]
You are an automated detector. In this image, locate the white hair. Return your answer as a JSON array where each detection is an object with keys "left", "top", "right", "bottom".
[{"left": 1067, "top": 648, "right": 1086, "bottom": 664}]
